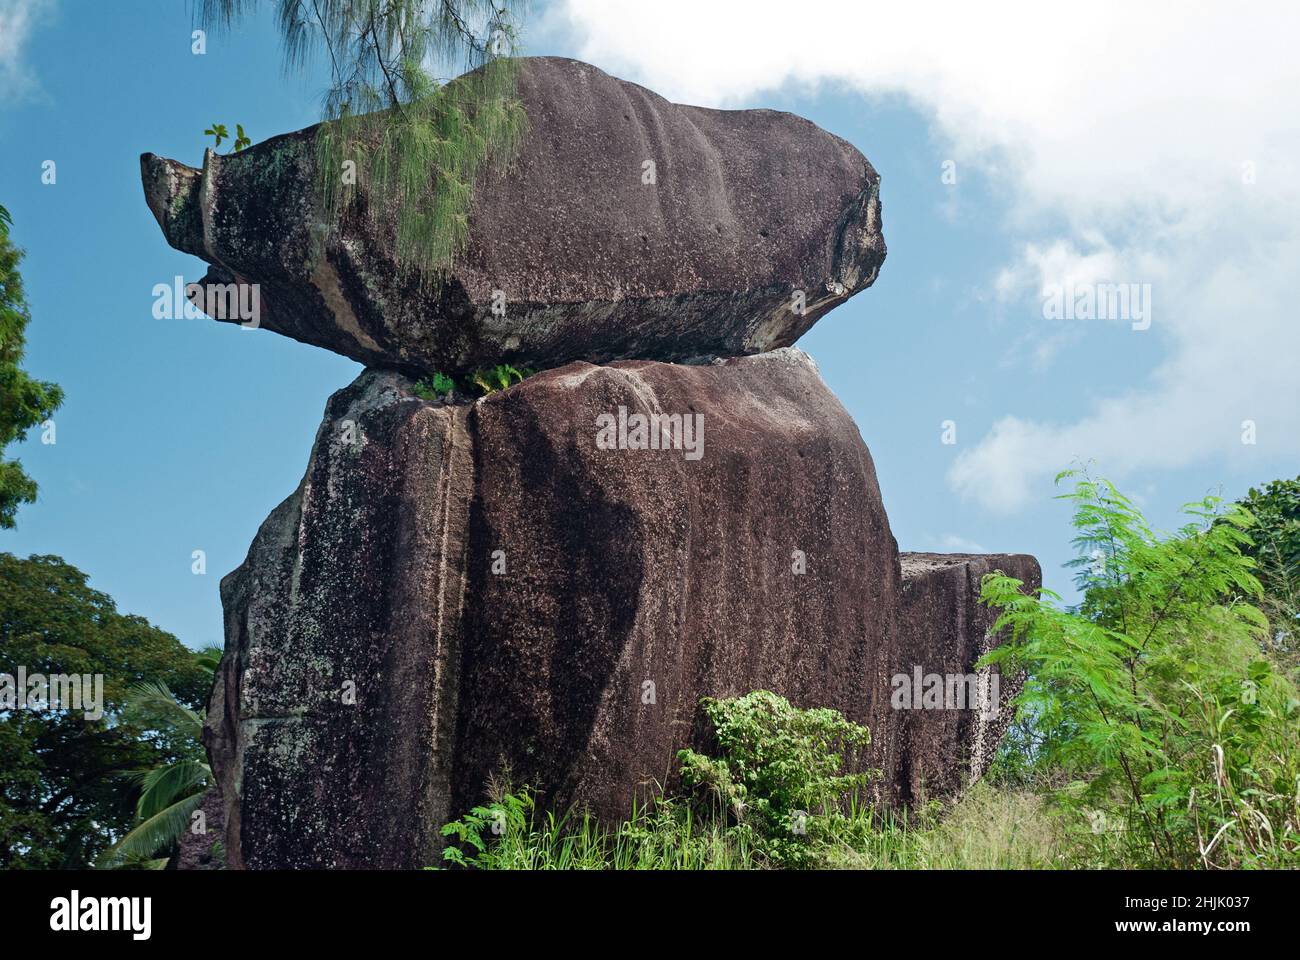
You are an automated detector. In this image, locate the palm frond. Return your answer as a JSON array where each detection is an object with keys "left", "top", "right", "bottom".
[
  {"left": 101, "top": 791, "right": 207, "bottom": 868},
  {"left": 194, "top": 644, "right": 225, "bottom": 676},
  {"left": 123, "top": 679, "right": 204, "bottom": 739},
  {"left": 135, "top": 759, "right": 211, "bottom": 821}
]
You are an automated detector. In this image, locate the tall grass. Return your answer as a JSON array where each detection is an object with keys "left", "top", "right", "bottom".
[{"left": 437, "top": 782, "right": 1069, "bottom": 870}]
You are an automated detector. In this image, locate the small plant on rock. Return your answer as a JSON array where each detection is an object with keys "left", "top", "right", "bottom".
[
  {"left": 203, "top": 122, "right": 250, "bottom": 153},
  {"left": 471, "top": 364, "right": 526, "bottom": 396},
  {"left": 412, "top": 371, "right": 457, "bottom": 400}
]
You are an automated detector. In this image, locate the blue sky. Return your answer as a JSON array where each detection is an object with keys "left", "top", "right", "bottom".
[{"left": 2, "top": 1, "right": 1296, "bottom": 648}]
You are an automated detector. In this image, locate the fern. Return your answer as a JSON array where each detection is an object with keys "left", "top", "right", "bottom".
[
  {"left": 412, "top": 370, "right": 456, "bottom": 400},
  {"left": 469, "top": 363, "right": 528, "bottom": 395}
]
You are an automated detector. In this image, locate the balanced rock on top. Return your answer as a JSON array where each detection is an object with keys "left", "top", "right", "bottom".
[{"left": 141, "top": 56, "right": 885, "bottom": 376}]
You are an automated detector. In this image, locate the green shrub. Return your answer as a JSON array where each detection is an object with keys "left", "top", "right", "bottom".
[
  {"left": 1236, "top": 477, "right": 1300, "bottom": 675},
  {"left": 440, "top": 789, "right": 532, "bottom": 867},
  {"left": 677, "top": 690, "right": 873, "bottom": 867}
]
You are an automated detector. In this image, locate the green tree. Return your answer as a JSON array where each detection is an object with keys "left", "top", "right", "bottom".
[
  {"left": 981, "top": 471, "right": 1300, "bottom": 868},
  {"left": 0, "top": 204, "right": 64, "bottom": 529},
  {"left": 0, "top": 554, "right": 208, "bottom": 868},
  {"left": 1236, "top": 476, "right": 1300, "bottom": 670},
  {"left": 100, "top": 645, "right": 223, "bottom": 869},
  {"left": 198, "top": 0, "right": 527, "bottom": 276}
]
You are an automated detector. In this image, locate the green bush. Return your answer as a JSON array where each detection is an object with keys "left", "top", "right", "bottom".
[
  {"left": 676, "top": 691, "right": 872, "bottom": 867},
  {"left": 1236, "top": 476, "right": 1300, "bottom": 675}
]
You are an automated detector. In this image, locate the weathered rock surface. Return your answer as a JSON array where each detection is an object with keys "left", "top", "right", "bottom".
[
  {"left": 174, "top": 788, "right": 226, "bottom": 871},
  {"left": 205, "top": 350, "right": 1037, "bottom": 869},
  {"left": 896, "top": 553, "right": 1036, "bottom": 802},
  {"left": 141, "top": 57, "right": 885, "bottom": 376}
]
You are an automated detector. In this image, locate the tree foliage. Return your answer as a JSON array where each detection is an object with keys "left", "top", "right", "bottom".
[
  {"left": 0, "top": 205, "right": 64, "bottom": 529},
  {"left": 1236, "top": 476, "right": 1300, "bottom": 670},
  {"left": 99, "top": 647, "right": 223, "bottom": 870},
  {"left": 198, "top": 0, "right": 527, "bottom": 276},
  {"left": 0, "top": 554, "right": 209, "bottom": 868},
  {"left": 981, "top": 470, "right": 1300, "bottom": 868},
  {"left": 100, "top": 742, "right": 212, "bottom": 869}
]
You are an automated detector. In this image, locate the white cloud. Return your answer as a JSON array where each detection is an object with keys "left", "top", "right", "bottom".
[
  {"left": 559, "top": 0, "right": 1300, "bottom": 510},
  {"left": 929, "top": 534, "right": 988, "bottom": 554},
  {"left": 0, "top": 0, "right": 55, "bottom": 101}
]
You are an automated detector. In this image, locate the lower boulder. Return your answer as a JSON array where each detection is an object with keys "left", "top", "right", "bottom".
[{"left": 205, "top": 348, "right": 1038, "bottom": 868}]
